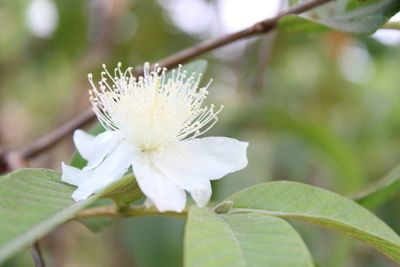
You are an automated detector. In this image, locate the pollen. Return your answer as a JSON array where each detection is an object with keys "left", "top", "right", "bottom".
[{"left": 88, "top": 63, "right": 223, "bottom": 151}]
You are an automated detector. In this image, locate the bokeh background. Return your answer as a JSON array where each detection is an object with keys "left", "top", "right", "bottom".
[{"left": 1, "top": 0, "right": 400, "bottom": 266}]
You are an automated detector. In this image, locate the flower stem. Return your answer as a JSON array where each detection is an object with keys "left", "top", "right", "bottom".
[
  {"left": 75, "top": 205, "right": 189, "bottom": 220},
  {"left": 382, "top": 22, "right": 400, "bottom": 31}
]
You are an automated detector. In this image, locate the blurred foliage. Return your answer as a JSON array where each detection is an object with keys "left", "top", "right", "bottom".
[{"left": 1, "top": 0, "right": 400, "bottom": 266}]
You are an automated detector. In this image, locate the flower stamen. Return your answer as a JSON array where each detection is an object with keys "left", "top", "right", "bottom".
[{"left": 88, "top": 63, "right": 223, "bottom": 152}]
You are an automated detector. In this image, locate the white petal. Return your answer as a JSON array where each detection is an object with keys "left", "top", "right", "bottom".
[
  {"left": 61, "top": 162, "right": 85, "bottom": 186},
  {"left": 152, "top": 137, "right": 248, "bottom": 207},
  {"left": 180, "top": 137, "right": 248, "bottom": 180},
  {"left": 73, "top": 130, "right": 120, "bottom": 170},
  {"left": 132, "top": 154, "right": 186, "bottom": 212},
  {"left": 73, "top": 130, "right": 94, "bottom": 158},
  {"left": 71, "top": 140, "right": 136, "bottom": 201}
]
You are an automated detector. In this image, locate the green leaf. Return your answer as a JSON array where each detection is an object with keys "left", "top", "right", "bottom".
[
  {"left": 184, "top": 59, "right": 208, "bottom": 75},
  {"left": 101, "top": 174, "right": 144, "bottom": 210},
  {"left": 355, "top": 163, "right": 400, "bottom": 209},
  {"left": 185, "top": 207, "right": 314, "bottom": 267},
  {"left": 0, "top": 168, "right": 144, "bottom": 262},
  {"left": 0, "top": 169, "right": 99, "bottom": 264},
  {"left": 287, "top": 0, "right": 400, "bottom": 34},
  {"left": 227, "top": 181, "right": 400, "bottom": 263},
  {"left": 278, "top": 15, "right": 331, "bottom": 35}
]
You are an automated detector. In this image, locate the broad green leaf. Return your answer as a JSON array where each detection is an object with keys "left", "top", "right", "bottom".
[
  {"left": 227, "top": 182, "right": 400, "bottom": 263},
  {"left": 287, "top": 0, "right": 400, "bottom": 34},
  {"left": 0, "top": 169, "right": 99, "bottom": 264},
  {"left": 0, "top": 169, "right": 143, "bottom": 262},
  {"left": 185, "top": 207, "right": 314, "bottom": 267},
  {"left": 122, "top": 217, "right": 185, "bottom": 267},
  {"left": 355, "top": 163, "right": 400, "bottom": 209}
]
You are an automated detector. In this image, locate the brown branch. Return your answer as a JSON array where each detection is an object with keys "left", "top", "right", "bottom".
[
  {"left": 18, "top": 108, "right": 96, "bottom": 159},
  {"left": 158, "top": 0, "right": 331, "bottom": 68},
  {"left": 1, "top": 0, "right": 331, "bottom": 167},
  {"left": 32, "top": 242, "right": 45, "bottom": 267}
]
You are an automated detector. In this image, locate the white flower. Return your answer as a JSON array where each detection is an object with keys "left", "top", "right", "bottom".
[{"left": 61, "top": 63, "right": 248, "bottom": 212}]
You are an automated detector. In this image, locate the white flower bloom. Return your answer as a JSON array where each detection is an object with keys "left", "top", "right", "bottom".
[{"left": 61, "top": 63, "right": 248, "bottom": 212}]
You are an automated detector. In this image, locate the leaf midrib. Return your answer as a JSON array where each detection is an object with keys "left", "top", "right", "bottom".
[
  {"left": 229, "top": 208, "right": 400, "bottom": 262},
  {"left": 218, "top": 216, "right": 248, "bottom": 267}
]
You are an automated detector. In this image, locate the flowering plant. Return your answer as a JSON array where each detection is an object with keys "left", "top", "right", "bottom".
[
  {"left": 1, "top": 0, "right": 400, "bottom": 266},
  {"left": 62, "top": 63, "right": 248, "bottom": 212}
]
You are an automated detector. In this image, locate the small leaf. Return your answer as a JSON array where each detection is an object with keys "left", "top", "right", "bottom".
[
  {"left": 355, "top": 163, "right": 400, "bottom": 209},
  {"left": 0, "top": 169, "right": 99, "bottom": 264},
  {"left": 101, "top": 174, "right": 143, "bottom": 210},
  {"left": 185, "top": 207, "right": 314, "bottom": 267},
  {"left": 278, "top": 15, "right": 330, "bottom": 34},
  {"left": 286, "top": 0, "right": 400, "bottom": 34},
  {"left": 227, "top": 181, "right": 400, "bottom": 263}
]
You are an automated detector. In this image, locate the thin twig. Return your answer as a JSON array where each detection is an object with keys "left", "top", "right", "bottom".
[
  {"left": 18, "top": 108, "right": 96, "bottom": 159},
  {"left": 1, "top": 0, "right": 331, "bottom": 166},
  {"left": 158, "top": 0, "right": 331, "bottom": 68},
  {"left": 32, "top": 242, "right": 45, "bottom": 267}
]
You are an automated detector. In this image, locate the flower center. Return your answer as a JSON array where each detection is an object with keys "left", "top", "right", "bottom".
[{"left": 88, "top": 63, "right": 222, "bottom": 151}]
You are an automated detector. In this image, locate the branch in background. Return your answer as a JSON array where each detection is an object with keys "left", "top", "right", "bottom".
[
  {"left": 18, "top": 108, "right": 96, "bottom": 159},
  {"left": 157, "top": 0, "right": 331, "bottom": 69},
  {"left": 0, "top": 0, "right": 331, "bottom": 170},
  {"left": 32, "top": 242, "right": 45, "bottom": 267}
]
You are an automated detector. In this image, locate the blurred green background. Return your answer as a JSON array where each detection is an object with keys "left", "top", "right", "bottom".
[{"left": 1, "top": 0, "right": 400, "bottom": 266}]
